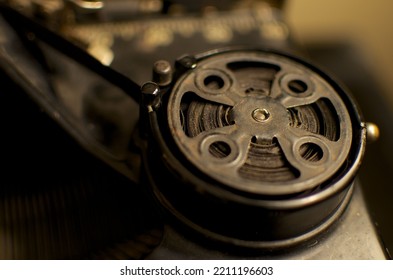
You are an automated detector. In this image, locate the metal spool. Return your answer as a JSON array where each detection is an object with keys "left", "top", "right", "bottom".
[
  {"left": 168, "top": 50, "right": 354, "bottom": 195},
  {"left": 146, "top": 49, "right": 366, "bottom": 248}
]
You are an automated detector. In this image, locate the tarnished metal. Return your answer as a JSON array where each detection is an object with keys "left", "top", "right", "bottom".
[
  {"left": 175, "top": 55, "right": 198, "bottom": 71},
  {"left": 153, "top": 60, "right": 173, "bottom": 87},
  {"left": 147, "top": 183, "right": 387, "bottom": 260},
  {"left": 167, "top": 50, "right": 353, "bottom": 195},
  {"left": 143, "top": 48, "right": 367, "bottom": 249}
]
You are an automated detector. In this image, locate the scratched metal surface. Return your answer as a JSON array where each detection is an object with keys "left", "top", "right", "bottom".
[{"left": 147, "top": 183, "right": 387, "bottom": 260}]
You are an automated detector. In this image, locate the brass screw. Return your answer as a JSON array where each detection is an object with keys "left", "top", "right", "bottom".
[{"left": 252, "top": 108, "right": 270, "bottom": 123}]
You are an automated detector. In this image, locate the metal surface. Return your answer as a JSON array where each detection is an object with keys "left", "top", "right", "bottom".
[
  {"left": 152, "top": 60, "right": 173, "bottom": 86},
  {"left": 366, "top": 122, "right": 380, "bottom": 143},
  {"left": 147, "top": 182, "right": 387, "bottom": 259},
  {"left": 167, "top": 50, "right": 353, "bottom": 195},
  {"left": 142, "top": 47, "right": 367, "bottom": 249}
]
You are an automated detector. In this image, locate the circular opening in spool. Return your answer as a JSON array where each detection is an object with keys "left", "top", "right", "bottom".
[
  {"left": 288, "top": 79, "right": 308, "bottom": 94},
  {"left": 299, "top": 143, "right": 324, "bottom": 162},
  {"left": 208, "top": 141, "right": 232, "bottom": 158},
  {"left": 204, "top": 75, "right": 225, "bottom": 90}
]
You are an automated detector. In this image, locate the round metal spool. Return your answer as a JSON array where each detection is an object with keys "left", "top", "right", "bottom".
[
  {"left": 149, "top": 49, "right": 365, "bottom": 248},
  {"left": 168, "top": 50, "right": 353, "bottom": 196}
]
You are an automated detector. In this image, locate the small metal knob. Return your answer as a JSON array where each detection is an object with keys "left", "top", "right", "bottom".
[
  {"left": 141, "top": 81, "right": 161, "bottom": 110},
  {"left": 175, "top": 55, "right": 197, "bottom": 73},
  {"left": 366, "top": 122, "right": 380, "bottom": 143},
  {"left": 153, "top": 60, "right": 173, "bottom": 86}
]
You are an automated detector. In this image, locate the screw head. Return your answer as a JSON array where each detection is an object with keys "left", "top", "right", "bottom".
[
  {"left": 176, "top": 55, "right": 197, "bottom": 70},
  {"left": 141, "top": 82, "right": 161, "bottom": 109},
  {"left": 252, "top": 108, "right": 271, "bottom": 122}
]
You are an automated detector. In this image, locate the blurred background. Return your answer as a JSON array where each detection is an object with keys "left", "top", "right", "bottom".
[
  {"left": 285, "top": 0, "right": 393, "bottom": 109},
  {"left": 285, "top": 0, "right": 393, "bottom": 257}
]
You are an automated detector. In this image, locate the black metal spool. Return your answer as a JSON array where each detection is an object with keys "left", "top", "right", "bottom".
[{"left": 143, "top": 48, "right": 366, "bottom": 248}]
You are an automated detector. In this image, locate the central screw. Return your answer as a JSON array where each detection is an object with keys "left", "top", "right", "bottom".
[{"left": 252, "top": 108, "right": 270, "bottom": 122}]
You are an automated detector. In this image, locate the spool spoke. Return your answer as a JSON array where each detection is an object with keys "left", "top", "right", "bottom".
[
  {"left": 280, "top": 90, "right": 323, "bottom": 108},
  {"left": 269, "top": 69, "right": 289, "bottom": 99},
  {"left": 187, "top": 125, "right": 251, "bottom": 169},
  {"left": 229, "top": 133, "right": 253, "bottom": 169},
  {"left": 188, "top": 125, "right": 237, "bottom": 146},
  {"left": 183, "top": 86, "right": 240, "bottom": 107},
  {"left": 276, "top": 127, "right": 341, "bottom": 179}
]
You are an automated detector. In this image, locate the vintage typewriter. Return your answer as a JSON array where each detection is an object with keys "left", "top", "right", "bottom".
[{"left": 0, "top": 0, "right": 391, "bottom": 259}]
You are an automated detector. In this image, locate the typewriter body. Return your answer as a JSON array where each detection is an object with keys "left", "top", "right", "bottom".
[{"left": 0, "top": 0, "right": 389, "bottom": 259}]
